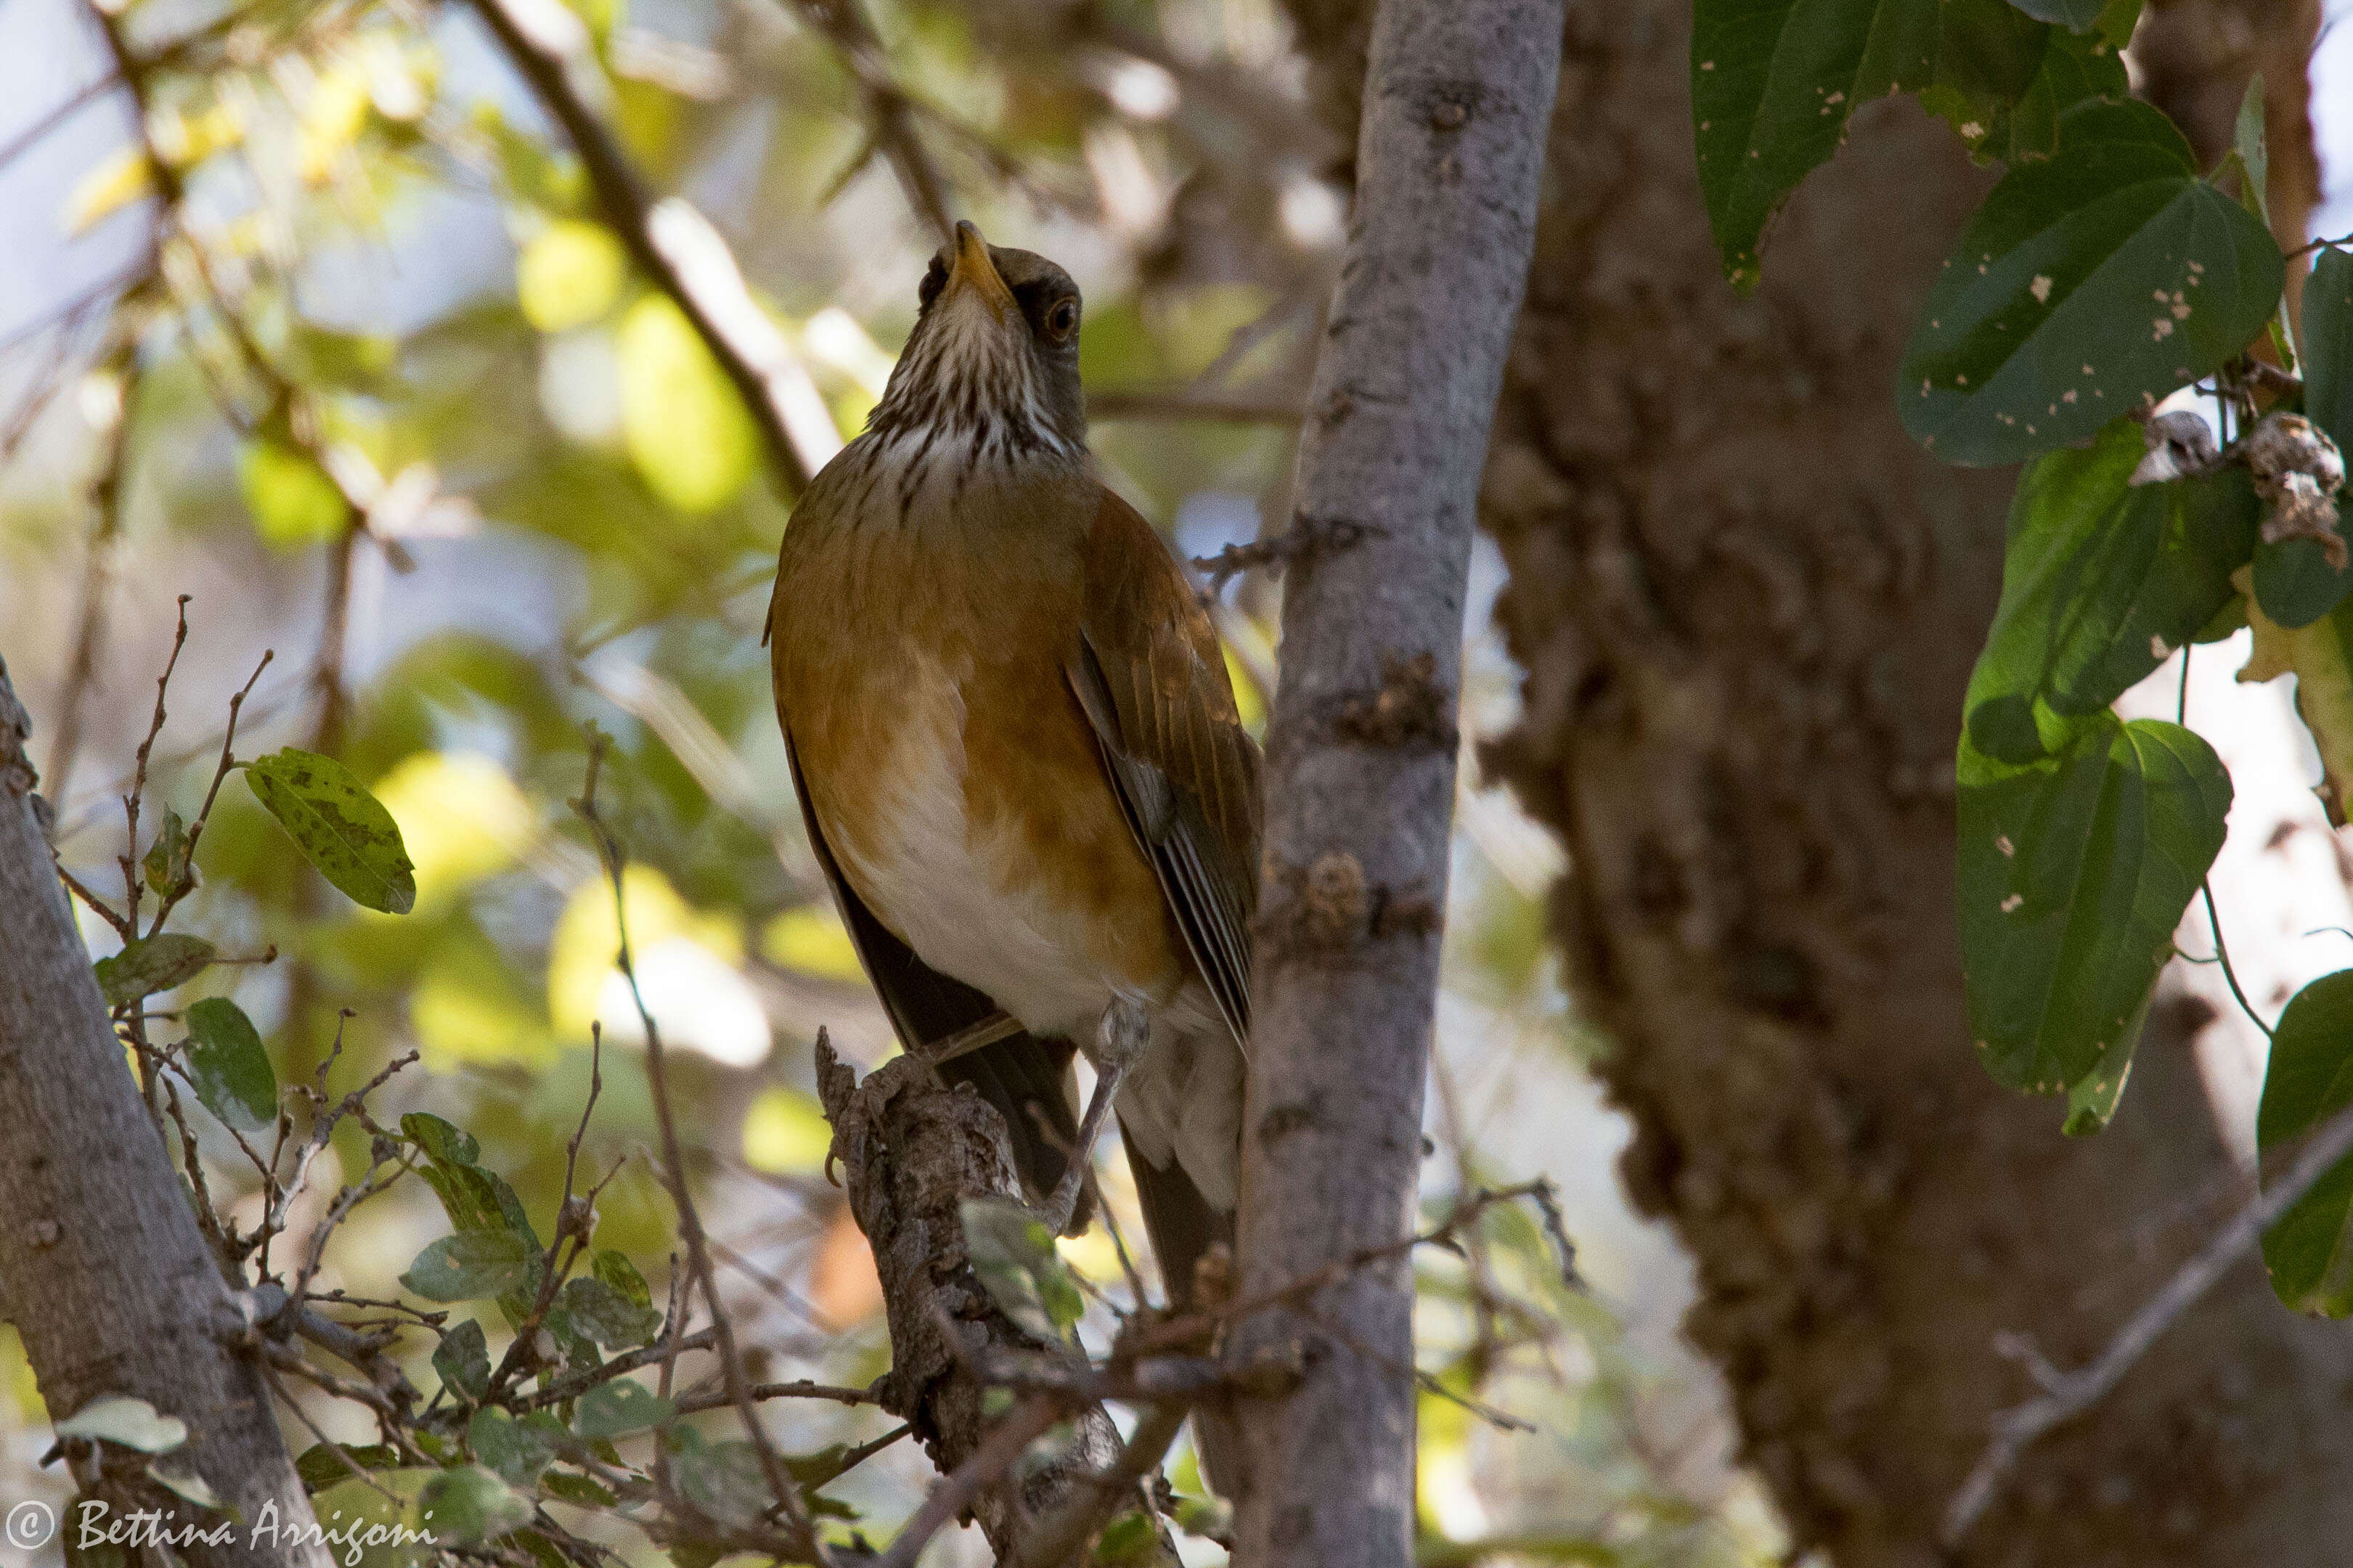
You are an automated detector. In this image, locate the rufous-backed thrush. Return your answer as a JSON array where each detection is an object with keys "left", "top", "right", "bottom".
[{"left": 767, "top": 222, "right": 1257, "bottom": 1488}]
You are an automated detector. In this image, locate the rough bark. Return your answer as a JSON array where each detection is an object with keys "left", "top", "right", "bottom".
[
  {"left": 813, "top": 1042, "right": 1159, "bottom": 1561},
  {"left": 1449, "top": 4, "right": 2353, "bottom": 1566},
  {"left": 1225, "top": 4, "right": 1562, "bottom": 1566},
  {"left": 0, "top": 658, "right": 328, "bottom": 1566}
]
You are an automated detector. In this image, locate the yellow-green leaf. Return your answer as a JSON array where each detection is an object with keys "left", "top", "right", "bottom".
[
  {"left": 244, "top": 748, "right": 417, "bottom": 914},
  {"left": 518, "top": 220, "right": 627, "bottom": 332},
  {"left": 617, "top": 295, "right": 754, "bottom": 513},
  {"left": 65, "top": 146, "right": 153, "bottom": 234},
  {"left": 2239, "top": 565, "right": 2353, "bottom": 825},
  {"left": 237, "top": 438, "right": 349, "bottom": 548}
]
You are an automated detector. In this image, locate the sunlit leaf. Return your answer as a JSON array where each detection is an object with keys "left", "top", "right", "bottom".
[
  {"left": 518, "top": 219, "right": 627, "bottom": 332},
  {"left": 742, "top": 1085, "right": 835, "bottom": 1175},
  {"left": 617, "top": 295, "right": 756, "bottom": 513},
  {"left": 94, "top": 934, "right": 215, "bottom": 1008},
  {"left": 237, "top": 438, "right": 350, "bottom": 549},
  {"left": 244, "top": 748, "right": 417, "bottom": 914},
  {"left": 55, "top": 1395, "right": 187, "bottom": 1454},
  {"left": 759, "top": 905, "right": 862, "bottom": 981},
  {"left": 64, "top": 147, "right": 153, "bottom": 235},
  {"left": 2238, "top": 573, "right": 2353, "bottom": 825},
  {"left": 184, "top": 997, "right": 277, "bottom": 1132}
]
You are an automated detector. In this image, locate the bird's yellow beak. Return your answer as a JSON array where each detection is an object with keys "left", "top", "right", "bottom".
[{"left": 945, "top": 220, "right": 1016, "bottom": 322}]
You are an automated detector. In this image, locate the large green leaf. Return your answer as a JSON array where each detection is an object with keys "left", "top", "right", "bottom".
[
  {"left": 1692, "top": 0, "right": 2134, "bottom": 287},
  {"left": 244, "top": 748, "right": 417, "bottom": 914},
  {"left": 401, "top": 1111, "right": 542, "bottom": 1329},
  {"left": 1965, "top": 418, "right": 2259, "bottom": 762},
  {"left": 1903, "top": 99, "right": 2283, "bottom": 465},
  {"left": 960, "top": 1196, "right": 1085, "bottom": 1343},
  {"left": 184, "top": 997, "right": 277, "bottom": 1133},
  {"left": 1957, "top": 716, "right": 2230, "bottom": 1095},
  {"left": 2257, "top": 972, "right": 2353, "bottom": 1313}
]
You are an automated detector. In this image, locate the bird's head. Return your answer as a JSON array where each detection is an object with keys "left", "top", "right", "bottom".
[{"left": 866, "top": 221, "right": 1087, "bottom": 462}]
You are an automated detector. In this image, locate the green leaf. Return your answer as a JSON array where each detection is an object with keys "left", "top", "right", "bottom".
[
  {"left": 1965, "top": 419, "right": 2259, "bottom": 763},
  {"left": 55, "top": 1395, "right": 187, "bottom": 1454},
  {"left": 961, "top": 1196, "right": 1087, "bottom": 1342},
  {"left": 183, "top": 997, "right": 277, "bottom": 1132},
  {"left": 539, "top": 1471, "right": 617, "bottom": 1506},
  {"left": 94, "top": 933, "right": 215, "bottom": 1007},
  {"left": 2306, "top": 247, "right": 2353, "bottom": 446},
  {"left": 2250, "top": 526, "right": 2353, "bottom": 628},
  {"left": 574, "top": 1378, "right": 674, "bottom": 1437},
  {"left": 2257, "top": 972, "right": 2353, "bottom": 1312},
  {"left": 468, "top": 1408, "right": 555, "bottom": 1486},
  {"left": 244, "top": 748, "right": 417, "bottom": 914},
  {"left": 1902, "top": 99, "right": 2284, "bottom": 465},
  {"left": 401, "top": 1230, "right": 537, "bottom": 1302},
  {"left": 433, "top": 1319, "right": 491, "bottom": 1402},
  {"left": 2060, "top": 984, "right": 2150, "bottom": 1134},
  {"left": 1691, "top": 0, "right": 2134, "bottom": 286},
  {"left": 237, "top": 437, "right": 348, "bottom": 548},
  {"left": 557, "top": 1275, "right": 663, "bottom": 1350},
  {"left": 1092, "top": 1511, "right": 1165, "bottom": 1565},
  {"left": 592, "top": 1248, "right": 653, "bottom": 1311},
  {"left": 142, "top": 809, "right": 192, "bottom": 897},
  {"left": 1957, "top": 716, "right": 2230, "bottom": 1095},
  {"left": 417, "top": 1466, "right": 533, "bottom": 1548},
  {"left": 518, "top": 219, "right": 627, "bottom": 333},
  {"left": 401, "top": 1111, "right": 481, "bottom": 1169},
  {"left": 666, "top": 1427, "right": 770, "bottom": 1529},
  {"left": 617, "top": 295, "right": 757, "bottom": 513},
  {"left": 293, "top": 1442, "right": 402, "bottom": 1493}
]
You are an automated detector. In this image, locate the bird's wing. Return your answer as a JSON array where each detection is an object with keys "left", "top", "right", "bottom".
[
  {"left": 1066, "top": 486, "right": 1263, "bottom": 1045},
  {"left": 782, "top": 727, "right": 1085, "bottom": 1211}
]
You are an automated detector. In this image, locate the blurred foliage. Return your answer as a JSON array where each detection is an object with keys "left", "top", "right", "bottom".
[{"left": 0, "top": 0, "right": 1782, "bottom": 1559}]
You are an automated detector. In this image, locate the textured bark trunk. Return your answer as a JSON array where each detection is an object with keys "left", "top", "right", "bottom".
[
  {"left": 0, "top": 659, "right": 328, "bottom": 1566},
  {"left": 1284, "top": 1, "right": 2353, "bottom": 1564},
  {"left": 1226, "top": 4, "right": 1561, "bottom": 1566}
]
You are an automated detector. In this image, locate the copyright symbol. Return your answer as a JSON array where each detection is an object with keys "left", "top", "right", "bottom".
[{"left": 4, "top": 1502, "right": 52, "bottom": 1550}]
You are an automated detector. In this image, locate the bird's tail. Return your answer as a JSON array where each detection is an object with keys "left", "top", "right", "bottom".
[{"left": 1122, "top": 1124, "right": 1243, "bottom": 1500}]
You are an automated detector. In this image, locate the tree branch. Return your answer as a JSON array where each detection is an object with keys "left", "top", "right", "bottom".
[
  {"left": 1942, "top": 1095, "right": 2353, "bottom": 1546},
  {"left": 1225, "top": 2, "right": 1562, "bottom": 1564},
  {"left": 0, "top": 657, "right": 330, "bottom": 1563},
  {"left": 470, "top": 0, "right": 841, "bottom": 490}
]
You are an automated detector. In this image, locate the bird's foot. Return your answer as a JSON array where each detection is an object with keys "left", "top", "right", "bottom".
[{"left": 1034, "top": 1000, "right": 1149, "bottom": 1236}]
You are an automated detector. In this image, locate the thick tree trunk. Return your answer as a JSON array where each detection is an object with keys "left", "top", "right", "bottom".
[
  {"left": 1451, "top": 4, "right": 2353, "bottom": 1566},
  {"left": 1227, "top": 3, "right": 1561, "bottom": 1565},
  {"left": 0, "top": 659, "right": 327, "bottom": 1566}
]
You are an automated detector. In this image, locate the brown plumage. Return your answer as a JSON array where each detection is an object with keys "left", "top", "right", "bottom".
[{"left": 767, "top": 223, "right": 1256, "bottom": 1492}]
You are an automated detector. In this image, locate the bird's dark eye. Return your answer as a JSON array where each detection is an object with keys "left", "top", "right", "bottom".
[
  {"left": 1044, "top": 297, "right": 1080, "bottom": 340},
  {"left": 918, "top": 257, "right": 948, "bottom": 310}
]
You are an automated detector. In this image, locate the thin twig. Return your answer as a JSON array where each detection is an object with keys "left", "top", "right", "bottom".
[
  {"left": 1942, "top": 1096, "right": 2353, "bottom": 1545},
  {"left": 570, "top": 732, "right": 830, "bottom": 1559},
  {"left": 1011, "top": 1400, "right": 1186, "bottom": 1568},
  {"left": 866, "top": 1395, "right": 1065, "bottom": 1568}
]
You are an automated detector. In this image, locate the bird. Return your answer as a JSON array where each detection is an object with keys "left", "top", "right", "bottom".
[{"left": 767, "top": 221, "right": 1258, "bottom": 1492}]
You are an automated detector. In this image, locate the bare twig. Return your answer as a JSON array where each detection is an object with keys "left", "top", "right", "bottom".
[
  {"left": 1012, "top": 1400, "right": 1188, "bottom": 1568},
  {"left": 570, "top": 732, "right": 831, "bottom": 1559},
  {"left": 1089, "top": 388, "right": 1305, "bottom": 425},
  {"left": 781, "top": 0, "right": 955, "bottom": 240},
  {"left": 1942, "top": 1097, "right": 2353, "bottom": 1545},
  {"left": 469, "top": 0, "right": 839, "bottom": 488},
  {"left": 865, "top": 1395, "right": 1064, "bottom": 1568}
]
